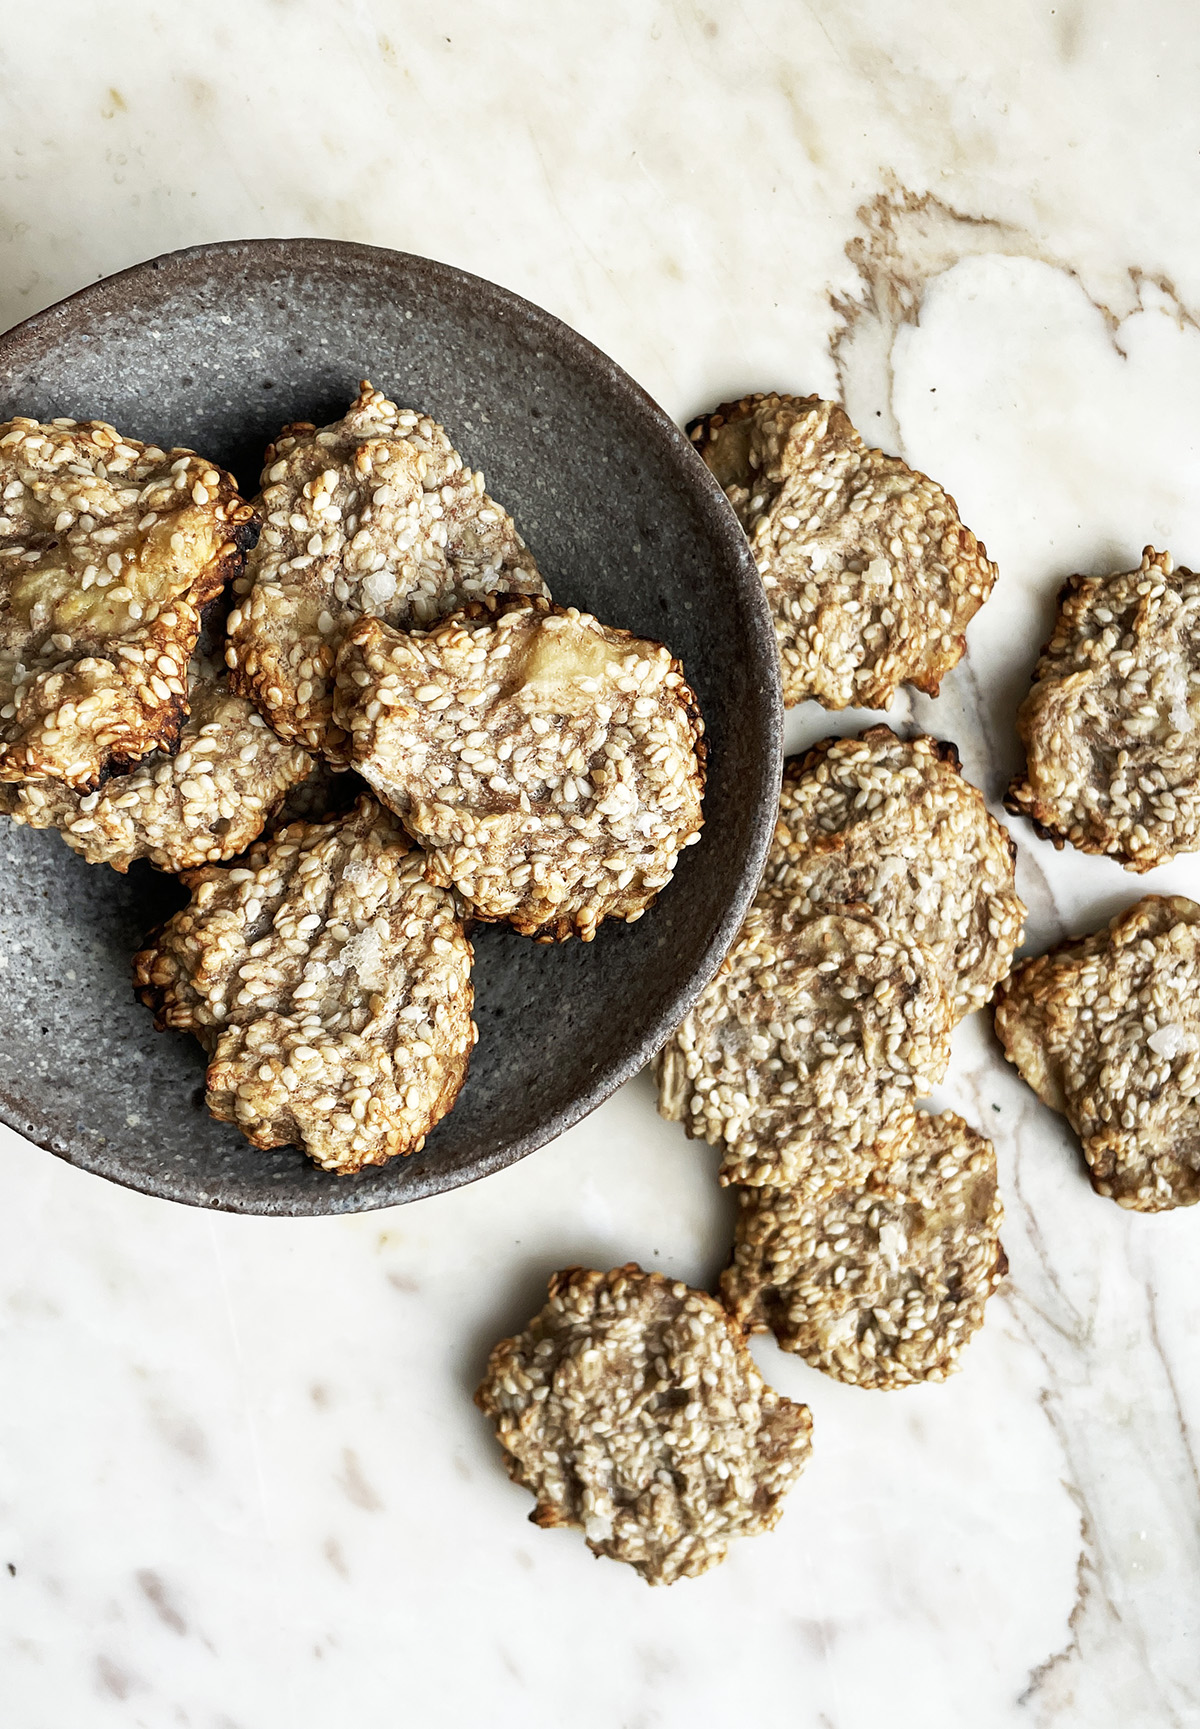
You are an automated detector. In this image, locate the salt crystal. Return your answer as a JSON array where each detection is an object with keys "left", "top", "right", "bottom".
[{"left": 1147, "top": 1024, "right": 1197, "bottom": 1060}]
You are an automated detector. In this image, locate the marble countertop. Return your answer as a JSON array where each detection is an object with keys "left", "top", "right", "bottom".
[{"left": 2, "top": 4, "right": 1198, "bottom": 1725}]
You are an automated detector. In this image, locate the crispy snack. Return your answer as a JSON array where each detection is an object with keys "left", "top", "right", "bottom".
[
  {"left": 994, "top": 896, "right": 1200, "bottom": 1211},
  {"left": 475, "top": 1264, "right": 813, "bottom": 1586},
  {"left": 0, "top": 667, "right": 312, "bottom": 871},
  {"left": 0, "top": 415, "right": 256, "bottom": 787},
  {"left": 721, "top": 1111, "right": 1007, "bottom": 1388},
  {"left": 226, "top": 383, "right": 547, "bottom": 758},
  {"left": 133, "top": 798, "right": 475, "bottom": 1172},
  {"left": 656, "top": 902, "right": 953, "bottom": 1188},
  {"left": 333, "top": 599, "right": 706, "bottom": 941},
  {"left": 1006, "top": 548, "right": 1200, "bottom": 871},
  {"left": 689, "top": 393, "right": 996, "bottom": 709},
  {"left": 767, "top": 728, "right": 1025, "bottom": 1018}
]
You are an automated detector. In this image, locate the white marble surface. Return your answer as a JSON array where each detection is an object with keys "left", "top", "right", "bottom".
[{"left": 2, "top": 4, "right": 1199, "bottom": 1725}]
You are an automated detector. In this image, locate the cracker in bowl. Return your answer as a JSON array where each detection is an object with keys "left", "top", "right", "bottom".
[
  {"left": 333, "top": 597, "right": 705, "bottom": 941},
  {"left": 226, "top": 383, "right": 547, "bottom": 758},
  {"left": 689, "top": 392, "right": 996, "bottom": 710},
  {"left": 0, "top": 416, "right": 256, "bottom": 788},
  {"left": 475, "top": 1264, "right": 813, "bottom": 1585},
  {"left": 133, "top": 797, "right": 475, "bottom": 1172},
  {"left": 0, "top": 661, "right": 313, "bottom": 872}
]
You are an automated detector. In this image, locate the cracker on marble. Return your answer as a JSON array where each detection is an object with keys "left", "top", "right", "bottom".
[
  {"left": 767, "top": 727, "right": 1025, "bottom": 1018},
  {"left": 475, "top": 1264, "right": 813, "bottom": 1586},
  {"left": 689, "top": 393, "right": 996, "bottom": 710},
  {"left": 656, "top": 902, "right": 953, "bottom": 1188},
  {"left": 0, "top": 415, "right": 256, "bottom": 787},
  {"left": 333, "top": 597, "right": 705, "bottom": 941},
  {"left": 993, "top": 894, "right": 1200, "bottom": 1211},
  {"left": 133, "top": 797, "right": 476, "bottom": 1173},
  {"left": 721, "top": 1110, "right": 1007, "bottom": 1388},
  {"left": 0, "top": 665, "right": 313, "bottom": 872},
  {"left": 1006, "top": 548, "right": 1200, "bottom": 872},
  {"left": 226, "top": 383, "right": 547, "bottom": 758}
]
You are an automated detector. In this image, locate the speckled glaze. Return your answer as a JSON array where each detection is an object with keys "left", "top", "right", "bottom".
[{"left": 0, "top": 239, "right": 782, "bottom": 1215}]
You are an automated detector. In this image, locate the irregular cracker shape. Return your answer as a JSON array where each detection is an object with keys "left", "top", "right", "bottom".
[
  {"left": 689, "top": 393, "right": 996, "bottom": 709},
  {"left": 1007, "top": 548, "right": 1200, "bottom": 871},
  {"left": 767, "top": 728, "right": 1024, "bottom": 1018},
  {"left": 656, "top": 903, "right": 953, "bottom": 1188},
  {"left": 0, "top": 415, "right": 256, "bottom": 786},
  {"left": 994, "top": 896, "right": 1200, "bottom": 1212},
  {"left": 226, "top": 383, "right": 547, "bottom": 757},
  {"left": 475, "top": 1264, "right": 813, "bottom": 1586},
  {"left": 333, "top": 599, "right": 706, "bottom": 941},
  {"left": 133, "top": 798, "right": 475, "bottom": 1172},
  {"left": 0, "top": 666, "right": 312, "bottom": 871},
  {"left": 722, "top": 1111, "right": 1007, "bottom": 1388}
]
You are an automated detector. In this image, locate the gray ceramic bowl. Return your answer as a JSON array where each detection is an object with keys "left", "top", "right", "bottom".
[{"left": 0, "top": 239, "right": 781, "bottom": 1214}]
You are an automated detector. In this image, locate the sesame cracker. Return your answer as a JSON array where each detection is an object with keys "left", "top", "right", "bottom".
[
  {"left": 333, "top": 597, "right": 705, "bottom": 941},
  {"left": 722, "top": 1110, "right": 1007, "bottom": 1388},
  {"left": 133, "top": 797, "right": 476, "bottom": 1173},
  {"left": 994, "top": 895, "right": 1200, "bottom": 1211},
  {"left": 475, "top": 1264, "right": 813, "bottom": 1585},
  {"left": 0, "top": 415, "right": 256, "bottom": 786},
  {"left": 769, "top": 728, "right": 1025, "bottom": 1018},
  {"left": 226, "top": 383, "right": 547, "bottom": 757},
  {"left": 656, "top": 903, "right": 953, "bottom": 1188},
  {"left": 0, "top": 660, "right": 312, "bottom": 872},
  {"left": 1007, "top": 548, "right": 1200, "bottom": 871},
  {"left": 689, "top": 393, "right": 996, "bottom": 710}
]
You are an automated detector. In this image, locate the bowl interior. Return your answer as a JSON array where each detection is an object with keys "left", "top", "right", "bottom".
[{"left": 0, "top": 240, "right": 780, "bottom": 1213}]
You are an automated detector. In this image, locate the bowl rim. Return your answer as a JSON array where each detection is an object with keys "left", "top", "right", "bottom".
[{"left": 0, "top": 237, "right": 783, "bottom": 1214}]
